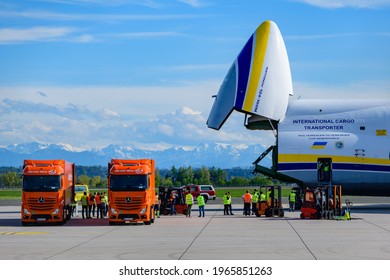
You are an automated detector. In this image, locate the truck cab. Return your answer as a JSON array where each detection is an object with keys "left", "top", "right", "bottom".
[
  {"left": 21, "top": 159, "right": 75, "bottom": 225},
  {"left": 108, "top": 159, "right": 156, "bottom": 225}
]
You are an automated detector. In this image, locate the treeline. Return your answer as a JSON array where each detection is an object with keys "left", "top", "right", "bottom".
[{"left": 0, "top": 166, "right": 275, "bottom": 188}]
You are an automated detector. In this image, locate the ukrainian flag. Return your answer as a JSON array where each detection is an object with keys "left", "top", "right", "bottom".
[{"left": 312, "top": 142, "right": 327, "bottom": 149}]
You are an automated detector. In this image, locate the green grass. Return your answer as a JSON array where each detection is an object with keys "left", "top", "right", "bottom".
[
  {"left": 216, "top": 187, "right": 293, "bottom": 198},
  {"left": 0, "top": 186, "right": 294, "bottom": 200},
  {"left": 0, "top": 189, "right": 22, "bottom": 199}
]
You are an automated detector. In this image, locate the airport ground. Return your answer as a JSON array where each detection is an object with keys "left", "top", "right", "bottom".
[{"left": 0, "top": 197, "right": 389, "bottom": 260}]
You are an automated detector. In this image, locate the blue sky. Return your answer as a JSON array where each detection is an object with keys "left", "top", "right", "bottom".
[{"left": 0, "top": 0, "right": 389, "bottom": 151}]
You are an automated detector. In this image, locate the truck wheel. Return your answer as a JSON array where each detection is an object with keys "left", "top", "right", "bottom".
[
  {"left": 144, "top": 208, "right": 152, "bottom": 225},
  {"left": 66, "top": 206, "right": 72, "bottom": 221},
  {"left": 151, "top": 207, "right": 155, "bottom": 224},
  {"left": 61, "top": 207, "right": 67, "bottom": 224}
]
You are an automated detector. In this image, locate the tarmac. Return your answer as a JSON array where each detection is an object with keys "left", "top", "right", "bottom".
[{"left": 1, "top": 197, "right": 390, "bottom": 260}]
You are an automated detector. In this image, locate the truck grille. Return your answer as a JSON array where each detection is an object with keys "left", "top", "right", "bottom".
[
  {"left": 27, "top": 198, "right": 56, "bottom": 211},
  {"left": 113, "top": 196, "right": 144, "bottom": 211}
]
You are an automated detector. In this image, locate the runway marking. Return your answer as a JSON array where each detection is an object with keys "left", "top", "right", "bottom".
[
  {"left": 0, "top": 231, "right": 48, "bottom": 235},
  {"left": 285, "top": 218, "right": 317, "bottom": 260},
  {"left": 178, "top": 208, "right": 219, "bottom": 260}
]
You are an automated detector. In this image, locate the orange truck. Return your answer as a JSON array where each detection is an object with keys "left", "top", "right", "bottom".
[
  {"left": 107, "top": 159, "right": 156, "bottom": 225},
  {"left": 21, "top": 159, "right": 75, "bottom": 226}
]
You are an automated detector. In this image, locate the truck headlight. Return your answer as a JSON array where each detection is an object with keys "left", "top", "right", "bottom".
[
  {"left": 52, "top": 208, "right": 60, "bottom": 215},
  {"left": 139, "top": 208, "right": 146, "bottom": 214},
  {"left": 23, "top": 208, "right": 31, "bottom": 215},
  {"left": 111, "top": 208, "right": 118, "bottom": 214}
]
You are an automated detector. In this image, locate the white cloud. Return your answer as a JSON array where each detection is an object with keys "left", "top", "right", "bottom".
[
  {"left": 101, "top": 108, "right": 120, "bottom": 118},
  {"left": 106, "top": 31, "right": 183, "bottom": 39},
  {"left": 0, "top": 10, "right": 208, "bottom": 21},
  {"left": 0, "top": 82, "right": 219, "bottom": 118},
  {"left": 293, "top": 0, "right": 390, "bottom": 8},
  {"left": 0, "top": 26, "right": 77, "bottom": 44},
  {"left": 1, "top": 78, "right": 388, "bottom": 149},
  {"left": 177, "top": 0, "right": 210, "bottom": 8},
  {"left": 181, "top": 106, "right": 201, "bottom": 115},
  {"left": 158, "top": 124, "right": 174, "bottom": 136}
]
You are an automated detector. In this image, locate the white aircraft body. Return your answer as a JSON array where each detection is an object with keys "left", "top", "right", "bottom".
[{"left": 207, "top": 20, "right": 390, "bottom": 195}]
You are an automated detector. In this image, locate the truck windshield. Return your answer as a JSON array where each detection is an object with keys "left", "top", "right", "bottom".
[
  {"left": 23, "top": 175, "right": 61, "bottom": 192},
  {"left": 109, "top": 175, "right": 148, "bottom": 191}
]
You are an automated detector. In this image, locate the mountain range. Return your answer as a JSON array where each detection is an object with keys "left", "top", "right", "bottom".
[{"left": 0, "top": 142, "right": 271, "bottom": 169}]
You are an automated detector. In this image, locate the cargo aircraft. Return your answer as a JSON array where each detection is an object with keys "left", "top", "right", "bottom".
[{"left": 207, "top": 20, "right": 390, "bottom": 196}]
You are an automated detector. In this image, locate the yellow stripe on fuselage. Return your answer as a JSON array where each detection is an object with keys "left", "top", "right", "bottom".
[
  {"left": 279, "top": 154, "right": 390, "bottom": 165},
  {"left": 242, "top": 20, "right": 270, "bottom": 112}
]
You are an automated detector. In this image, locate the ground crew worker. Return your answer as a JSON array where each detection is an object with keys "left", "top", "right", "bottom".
[
  {"left": 100, "top": 193, "right": 107, "bottom": 217},
  {"left": 289, "top": 190, "right": 296, "bottom": 212},
  {"left": 197, "top": 195, "right": 205, "bottom": 217},
  {"left": 251, "top": 190, "right": 259, "bottom": 215},
  {"left": 103, "top": 192, "right": 109, "bottom": 215},
  {"left": 88, "top": 193, "right": 95, "bottom": 219},
  {"left": 242, "top": 190, "right": 252, "bottom": 216},
  {"left": 227, "top": 192, "right": 234, "bottom": 215},
  {"left": 71, "top": 198, "right": 77, "bottom": 217},
  {"left": 92, "top": 192, "right": 97, "bottom": 217},
  {"left": 223, "top": 192, "right": 230, "bottom": 215},
  {"left": 185, "top": 192, "right": 193, "bottom": 217},
  {"left": 260, "top": 191, "right": 266, "bottom": 201},
  {"left": 323, "top": 162, "right": 330, "bottom": 181},
  {"left": 81, "top": 192, "right": 89, "bottom": 219},
  {"left": 169, "top": 193, "right": 176, "bottom": 215},
  {"left": 154, "top": 193, "right": 161, "bottom": 218},
  {"left": 267, "top": 188, "right": 272, "bottom": 201},
  {"left": 95, "top": 192, "right": 103, "bottom": 218}
]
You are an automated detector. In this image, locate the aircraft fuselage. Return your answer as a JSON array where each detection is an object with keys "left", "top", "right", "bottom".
[{"left": 277, "top": 99, "right": 390, "bottom": 195}]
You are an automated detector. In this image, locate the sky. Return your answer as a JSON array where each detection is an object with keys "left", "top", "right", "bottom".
[{"left": 0, "top": 0, "right": 389, "bottom": 151}]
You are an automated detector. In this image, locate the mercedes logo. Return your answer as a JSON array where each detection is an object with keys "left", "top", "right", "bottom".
[
  {"left": 38, "top": 197, "right": 45, "bottom": 203},
  {"left": 125, "top": 197, "right": 132, "bottom": 203}
]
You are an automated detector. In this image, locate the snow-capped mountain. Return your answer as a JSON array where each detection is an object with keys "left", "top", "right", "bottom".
[{"left": 0, "top": 142, "right": 271, "bottom": 168}]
